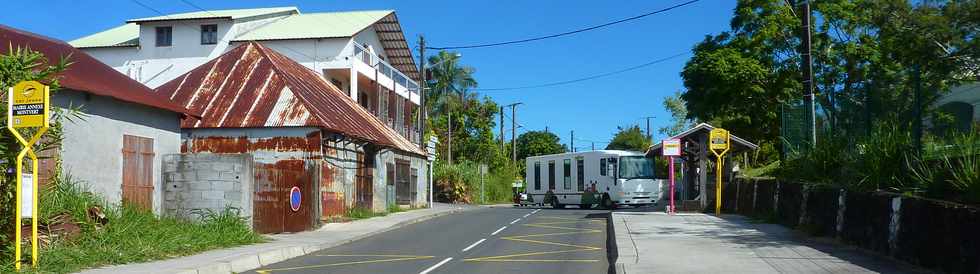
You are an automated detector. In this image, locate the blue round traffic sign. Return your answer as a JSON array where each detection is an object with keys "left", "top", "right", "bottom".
[{"left": 289, "top": 186, "right": 301, "bottom": 212}]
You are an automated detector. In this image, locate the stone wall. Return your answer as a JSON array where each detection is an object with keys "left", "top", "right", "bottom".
[{"left": 162, "top": 153, "right": 253, "bottom": 227}]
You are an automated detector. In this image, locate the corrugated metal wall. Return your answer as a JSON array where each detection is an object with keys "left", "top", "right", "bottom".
[{"left": 253, "top": 160, "right": 313, "bottom": 233}]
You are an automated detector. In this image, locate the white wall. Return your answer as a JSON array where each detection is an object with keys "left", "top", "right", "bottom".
[
  {"left": 53, "top": 90, "right": 183, "bottom": 214},
  {"left": 372, "top": 149, "right": 428, "bottom": 211}
]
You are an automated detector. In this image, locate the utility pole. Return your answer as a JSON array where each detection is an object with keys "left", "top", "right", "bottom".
[
  {"left": 571, "top": 131, "right": 575, "bottom": 152},
  {"left": 499, "top": 106, "right": 504, "bottom": 151},
  {"left": 798, "top": 0, "right": 817, "bottom": 147},
  {"left": 418, "top": 35, "right": 432, "bottom": 208},
  {"left": 418, "top": 35, "right": 427, "bottom": 150},
  {"left": 505, "top": 102, "right": 523, "bottom": 163},
  {"left": 913, "top": 65, "right": 923, "bottom": 154},
  {"left": 592, "top": 142, "right": 595, "bottom": 151},
  {"left": 448, "top": 111, "right": 452, "bottom": 165},
  {"left": 642, "top": 116, "right": 655, "bottom": 142}
]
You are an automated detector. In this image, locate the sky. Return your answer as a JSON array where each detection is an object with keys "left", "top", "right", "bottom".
[{"left": 2, "top": 0, "right": 738, "bottom": 151}]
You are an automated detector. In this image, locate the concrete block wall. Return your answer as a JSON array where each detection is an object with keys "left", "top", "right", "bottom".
[{"left": 163, "top": 153, "right": 254, "bottom": 227}]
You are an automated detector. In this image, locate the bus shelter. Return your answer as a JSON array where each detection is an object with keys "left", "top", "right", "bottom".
[{"left": 646, "top": 123, "right": 759, "bottom": 211}]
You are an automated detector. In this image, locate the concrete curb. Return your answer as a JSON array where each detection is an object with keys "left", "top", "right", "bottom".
[
  {"left": 610, "top": 212, "right": 638, "bottom": 274},
  {"left": 161, "top": 207, "right": 471, "bottom": 274}
]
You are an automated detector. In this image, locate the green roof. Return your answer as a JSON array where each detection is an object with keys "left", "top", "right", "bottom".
[
  {"left": 69, "top": 23, "right": 139, "bottom": 48},
  {"left": 233, "top": 10, "right": 393, "bottom": 41},
  {"left": 127, "top": 7, "right": 298, "bottom": 23}
]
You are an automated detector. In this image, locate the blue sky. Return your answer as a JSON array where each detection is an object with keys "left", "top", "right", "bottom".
[{"left": 2, "top": 0, "right": 737, "bottom": 150}]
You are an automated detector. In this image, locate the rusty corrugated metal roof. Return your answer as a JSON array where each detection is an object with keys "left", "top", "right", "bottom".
[
  {"left": 155, "top": 42, "right": 424, "bottom": 156},
  {"left": 0, "top": 24, "right": 195, "bottom": 117}
]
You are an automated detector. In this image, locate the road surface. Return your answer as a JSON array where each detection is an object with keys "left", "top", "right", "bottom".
[{"left": 246, "top": 206, "right": 611, "bottom": 274}]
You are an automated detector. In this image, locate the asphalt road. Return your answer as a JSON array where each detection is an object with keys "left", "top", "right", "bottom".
[{"left": 246, "top": 206, "right": 612, "bottom": 274}]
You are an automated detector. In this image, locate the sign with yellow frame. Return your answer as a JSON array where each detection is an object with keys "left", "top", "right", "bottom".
[
  {"left": 709, "top": 128, "right": 730, "bottom": 216},
  {"left": 7, "top": 80, "right": 50, "bottom": 271}
]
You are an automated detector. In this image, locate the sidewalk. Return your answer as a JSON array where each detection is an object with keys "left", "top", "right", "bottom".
[
  {"left": 77, "top": 203, "right": 473, "bottom": 274},
  {"left": 612, "top": 210, "right": 924, "bottom": 274}
]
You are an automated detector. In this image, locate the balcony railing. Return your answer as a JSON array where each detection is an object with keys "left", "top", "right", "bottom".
[{"left": 353, "top": 43, "right": 420, "bottom": 95}]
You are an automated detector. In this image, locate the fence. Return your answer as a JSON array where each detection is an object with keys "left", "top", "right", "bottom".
[{"left": 727, "top": 177, "right": 980, "bottom": 274}]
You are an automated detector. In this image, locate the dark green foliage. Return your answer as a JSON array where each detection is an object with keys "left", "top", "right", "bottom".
[
  {"left": 681, "top": 0, "right": 979, "bottom": 165},
  {"left": 605, "top": 126, "right": 650, "bottom": 152},
  {"left": 515, "top": 131, "right": 566, "bottom": 161}
]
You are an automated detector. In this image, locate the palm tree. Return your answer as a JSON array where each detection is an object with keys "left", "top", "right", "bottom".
[{"left": 427, "top": 51, "right": 477, "bottom": 165}]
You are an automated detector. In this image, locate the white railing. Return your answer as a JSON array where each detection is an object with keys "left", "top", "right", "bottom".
[{"left": 353, "top": 43, "right": 420, "bottom": 96}]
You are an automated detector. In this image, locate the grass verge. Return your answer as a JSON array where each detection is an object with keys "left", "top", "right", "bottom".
[{"left": 1, "top": 176, "right": 264, "bottom": 274}]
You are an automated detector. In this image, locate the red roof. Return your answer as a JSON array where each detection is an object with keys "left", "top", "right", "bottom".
[
  {"left": 0, "top": 24, "right": 194, "bottom": 116},
  {"left": 155, "top": 42, "right": 423, "bottom": 155}
]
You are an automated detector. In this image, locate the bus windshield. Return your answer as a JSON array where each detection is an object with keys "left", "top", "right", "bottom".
[{"left": 618, "top": 156, "right": 654, "bottom": 179}]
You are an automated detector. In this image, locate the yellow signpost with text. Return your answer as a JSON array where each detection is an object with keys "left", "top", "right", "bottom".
[
  {"left": 7, "top": 80, "right": 50, "bottom": 270},
  {"left": 709, "top": 128, "right": 730, "bottom": 216}
]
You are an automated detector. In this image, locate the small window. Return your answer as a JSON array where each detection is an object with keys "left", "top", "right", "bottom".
[
  {"left": 600, "top": 158, "right": 607, "bottom": 176},
  {"left": 155, "top": 26, "right": 172, "bottom": 47},
  {"left": 548, "top": 160, "right": 556, "bottom": 190},
  {"left": 200, "top": 24, "right": 218, "bottom": 45},
  {"left": 534, "top": 162, "right": 541, "bottom": 190},
  {"left": 577, "top": 158, "right": 585, "bottom": 191},
  {"left": 563, "top": 159, "right": 571, "bottom": 190}
]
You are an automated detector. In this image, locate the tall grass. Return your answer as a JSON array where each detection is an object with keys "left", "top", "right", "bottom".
[
  {"left": 434, "top": 160, "right": 518, "bottom": 204},
  {"left": 780, "top": 124, "right": 980, "bottom": 205},
  {"left": 910, "top": 133, "right": 980, "bottom": 204},
  {"left": 0, "top": 174, "right": 264, "bottom": 273}
]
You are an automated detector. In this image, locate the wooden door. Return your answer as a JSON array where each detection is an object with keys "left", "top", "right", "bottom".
[{"left": 121, "top": 135, "right": 154, "bottom": 210}]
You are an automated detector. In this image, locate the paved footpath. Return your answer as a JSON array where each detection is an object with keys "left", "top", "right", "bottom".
[
  {"left": 76, "top": 203, "right": 473, "bottom": 274},
  {"left": 612, "top": 210, "right": 928, "bottom": 274}
]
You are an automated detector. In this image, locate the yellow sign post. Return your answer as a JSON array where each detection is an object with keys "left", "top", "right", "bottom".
[
  {"left": 709, "top": 128, "right": 730, "bottom": 216},
  {"left": 7, "top": 80, "right": 50, "bottom": 271}
]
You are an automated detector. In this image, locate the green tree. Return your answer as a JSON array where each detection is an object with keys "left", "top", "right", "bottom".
[
  {"left": 426, "top": 50, "right": 477, "bottom": 165},
  {"left": 606, "top": 126, "right": 651, "bottom": 151},
  {"left": 681, "top": 0, "right": 978, "bottom": 163},
  {"left": 515, "top": 130, "right": 566, "bottom": 162},
  {"left": 658, "top": 91, "right": 693, "bottom": 137}
]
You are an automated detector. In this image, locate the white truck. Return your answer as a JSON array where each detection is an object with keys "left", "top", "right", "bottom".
[{"left": 523, "top": 150, "right": 661, "bottom": 209}]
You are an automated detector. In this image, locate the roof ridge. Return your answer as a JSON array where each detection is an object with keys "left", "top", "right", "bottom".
[
  {"left": 300, "top": 9, "right": 394, "bottom": 15},
  {"left": 1, "top": 24, "right": 75, "bottom": 49}
]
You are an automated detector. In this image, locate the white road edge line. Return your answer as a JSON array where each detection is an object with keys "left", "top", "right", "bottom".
[
  {"left": 523, "top": 214, "right": 531, "bottom": 218},
  {"left": 461, "top": 238, "right": 487, "bottom": 252},
  {"left": 491, "top": 226, "right": 507, "bottom": 236},
  {"left": 420, "top": 257, "right": 453, "bottom": 274},
  {"left": 510, "top": 218, "right": 520, "bottom": 224}
]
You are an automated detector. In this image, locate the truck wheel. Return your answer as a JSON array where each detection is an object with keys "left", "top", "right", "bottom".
[
  {"left": 601, "top": 195, "right": 616, "bottom": 210},
  {"left": 551, "top": 198, "right": 563, "bottom": 209}
]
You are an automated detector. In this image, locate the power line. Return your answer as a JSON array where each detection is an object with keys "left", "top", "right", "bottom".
[
  {"left": 426, "top": 0, "right": 701, "bottom": 50},
  {"left": 475, "top": 52, "right": 688, "bottom": 91}
]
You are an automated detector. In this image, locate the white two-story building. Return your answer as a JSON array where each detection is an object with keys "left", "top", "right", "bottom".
[
  {"left": 71, "top": 7, "right": 430, "bottom": 223},
  {"left": 71, "top": 7, "right": 422, "bottom": 143}
]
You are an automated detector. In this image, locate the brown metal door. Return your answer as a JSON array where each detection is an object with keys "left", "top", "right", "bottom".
[
  {"left": 253, "top": 160, "right": 313, "bottom": 234},
  {"left": 355, "top": 153, "right": 373, "bottom": 209},
  {"left": 121, "top": 135, "right": 154, "bottom": 210}
]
